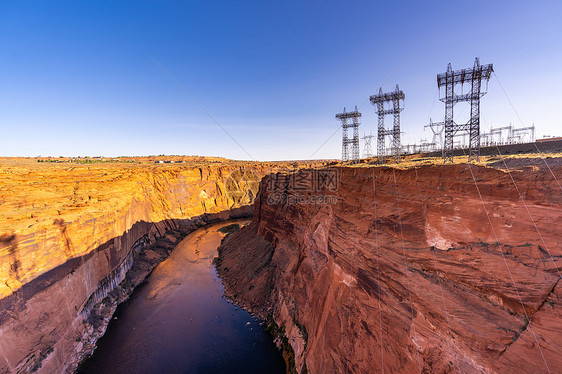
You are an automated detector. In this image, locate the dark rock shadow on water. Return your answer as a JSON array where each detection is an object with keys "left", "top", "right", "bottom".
[{"left": 77, "top": 220, "right": 285, "bottom": 374}]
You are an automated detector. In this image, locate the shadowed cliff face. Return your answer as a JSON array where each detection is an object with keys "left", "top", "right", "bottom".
[
  {"left": 0, "top": 159, "right": 319, "bottom": 373},
  {"left": 216, "top": 161, "right": 562, "bottom": 374},
  {"left": 0, "top": 161, "right": 287, "bottom": 299}
]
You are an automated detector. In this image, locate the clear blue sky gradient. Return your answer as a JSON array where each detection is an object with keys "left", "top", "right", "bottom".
[{"left": 1, "top": 0, "right": 561, "bottom": 160}]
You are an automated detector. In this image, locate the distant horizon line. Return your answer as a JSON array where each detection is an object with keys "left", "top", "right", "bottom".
[{"left": 0, "top": 155, "right": 339, "bottom": 162}]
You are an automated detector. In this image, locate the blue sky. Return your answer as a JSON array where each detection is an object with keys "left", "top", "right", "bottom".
[{"left": 1, "top": 0, "right": 561, "bottom": 160}]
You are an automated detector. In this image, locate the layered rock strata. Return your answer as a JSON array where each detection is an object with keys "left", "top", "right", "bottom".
[
  {"left": 217, "top": 161, "right": 562, "bottom": 374},
  {"left": 0, "top": 159, "right": 311, "bottom": 373}
]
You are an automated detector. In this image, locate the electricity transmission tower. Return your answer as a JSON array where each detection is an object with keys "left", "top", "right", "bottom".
[
  {"left": 490, "top": 125, "right": 513, "bottom": 145},
  {"left": 512, "top": 124, "right": 535, "bottom": 143},
  {"left": 362, "top": 132, "right": 375, "bottom": 158},
  {"left": 483, "top": 124, "right": 535, "bottom": 145},
  {"left": 370, "top": 84, "right": 405, "bottom": 163},
  {"left": 437, "top": 57, "right": 493, "bottom": 163},
  {"left": 425, "top": 118, "right": 444, "bottom": 152},
  {"left": 336, "top": 106, "right": 361, "bottom": 163}
]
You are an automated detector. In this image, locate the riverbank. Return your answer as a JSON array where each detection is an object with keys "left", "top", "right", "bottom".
[
  {"left": 78, "top": 219, "right": 285, "bottom": 374},
  {"left": 73, "top": 207, "right": 253, "bottom": 372},
  {"left": 216, "top": 161, "right": 562, "bottom": 373},
  {"left": 0, "top": 158, "right": 320, "bottom": 373}
]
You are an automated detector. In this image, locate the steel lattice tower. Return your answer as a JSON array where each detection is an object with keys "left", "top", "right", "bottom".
[
  {"left": 425, "top": 118, "right": 445, "bottom": 152},
  {"left": 490, "top": 125, "right": 513, "bottom": 145},
  {"left": 512, "top": 125, "right": 535, "bottom": 143},
  {"left": 362, "top": 132, "right": 375, "bottom": 158},
  {"left": 336, "top": 106, "right": 361, "bottom": 163},
  {"left": 437, "top": 57, "right": 493, "bottom": 163},
  {"left": 369, "top": 85, "right": 405, "bottom": 163}
]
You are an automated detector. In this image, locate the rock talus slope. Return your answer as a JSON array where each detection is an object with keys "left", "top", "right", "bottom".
[{"left": 217, "top": 162, "right": 562, "bottom": 374}]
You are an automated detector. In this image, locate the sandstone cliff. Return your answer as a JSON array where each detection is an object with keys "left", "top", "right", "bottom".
[
  {"left": 217, "top": 159, "right": 562, "bottom": 373},
  {"left": 0, "top": 158, "right": 316, "bottom": 373}
]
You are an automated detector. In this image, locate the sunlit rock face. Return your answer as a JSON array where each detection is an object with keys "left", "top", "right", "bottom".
[
  {"left": 0, "top": 158, "right": 319, "bottom": 373},
  {"left": 217, "top": 161, "right": 562, "bottom": 374}
]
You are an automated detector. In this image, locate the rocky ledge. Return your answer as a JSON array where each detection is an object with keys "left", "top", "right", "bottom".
[
  {"left": 0, "top": 158, "right": 319, "bottom": 373},
  {"left": 216, "top": 160, "right": 562, "bottom": 374}
]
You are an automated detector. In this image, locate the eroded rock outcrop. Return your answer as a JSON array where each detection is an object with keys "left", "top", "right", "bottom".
[
  {"left": 217, "top": 160, "right": 562, "bottom": 373},
  {"left": 0, "top": 158, "right": 318, "bottom": 373}
]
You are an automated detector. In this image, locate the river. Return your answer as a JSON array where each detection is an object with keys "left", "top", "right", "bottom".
[{"left": 78, "top": 219, "right": 286, "bottom": 374}]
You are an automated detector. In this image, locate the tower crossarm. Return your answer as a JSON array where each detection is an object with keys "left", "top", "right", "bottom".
[
  {"left": 425, "top": 121, "right": 444, "bottom": 132},
  {"left": 450, "top": 123, "right": 471, "bottom": 132},
  {"left": 439, "top": 92, "right": 487, "bottom": 104},
  {"left": 437, "top": 64, "right": 493, "bottom": 87},
  {"left": 335, "top": 111, "right": 362, "bottom": 120},
  {"left": 438, "top": 58, "right": 493, "bottom": 163},
  {"left": 370, "top": 85, "right": 405, "bottom": 162},
  {"left": 512, "top": 126, "right": 535, "bottom": 133},
  {"left": 379, "top": 129, "right": 396, "bottom": 136},
  {"left": 369, "top": 91, "right": 405, "bottom": 104},
  {"left": 336, "top": 106, "right": 361, "bottom": 164},
  {"left": 431, "top": 121, "right": 468, "bottom": 133},
  {"left": 377, "top": 108, "right": 404, "bottom": 115},
  {"left": 490, "top": 126, "right": 512, "bottom": 133}
]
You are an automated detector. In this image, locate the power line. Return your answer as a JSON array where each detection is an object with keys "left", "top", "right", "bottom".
[
  {"left": 413, "top": 168, "right": 461, "bottom": 373},
  {"left": 391, "top": 168, "right": 423, "bottom": 373},
  {"left": 308, "top": 56, "right": 411, "bottom": 160},
  {"left": 336, "top": 106, "right": 361, "bottom": 163},
  {"left": 461, "top": 150, "right": 552, "bottom": 373},
  {"left": 437, "top": 58, "right": 493, "bottom": 163},
  {"left": 492, "top": 71, "right": 562, "bottom": 191},
  {"left": 149, "top": 54, "right": 255, "bottom": 161},
  {"left": 480, "top": 118, "right": 561, "bottom": 279},
  {"left": 372, "top": 169, "right": 385, "bottom": 373},
  {"left": 370, "top": 85, "right": 405, "bottom": 162}
]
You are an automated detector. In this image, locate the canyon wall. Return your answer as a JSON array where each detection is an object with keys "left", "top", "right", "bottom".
[
  {"left": 0, "top": 159, "right": 307, "bottom": 373},
  {"left": 217, "top": 160, "right": 562, "bottom": 373}
]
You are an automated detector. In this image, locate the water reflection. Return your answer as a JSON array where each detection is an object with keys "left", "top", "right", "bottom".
[{"left": 78, "top": 220, "right": 285, "bottom": 374}]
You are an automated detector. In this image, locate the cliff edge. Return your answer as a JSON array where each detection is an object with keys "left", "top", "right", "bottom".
[
  {"left": 0, "top": 158, "right": 317, "bottom": 373},
  {"left": 217, "top": 159, "right": 562, "bottom": 373}
]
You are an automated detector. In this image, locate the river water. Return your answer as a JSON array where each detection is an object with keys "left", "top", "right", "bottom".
[{"left": 78, "top": 220, "right": 285, "bottom": 374}]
